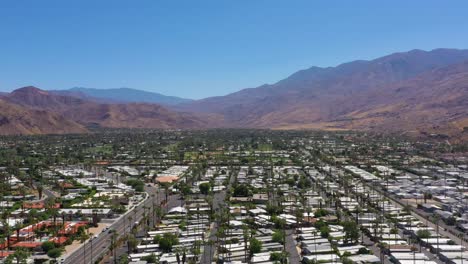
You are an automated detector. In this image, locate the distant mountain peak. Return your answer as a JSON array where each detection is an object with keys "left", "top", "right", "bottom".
[
  {"left": 1, "top": 48, "right": 467, "bottom": 140},
  {"left": 56, "top": 87, "right": 193, "bottom": 105},
  {"left": 13, "top": 86, "right": 49, "bottom": 95}
]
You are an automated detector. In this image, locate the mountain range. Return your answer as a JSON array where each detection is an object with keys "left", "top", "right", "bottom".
[
  {"left": 0, "top": 87, "right": 222, "bottom": 134},
  {"left": 50, "top": 87, "right": 192, "bottom": 105},
  {"left": 1, "top": 48, "right": 467, "bottom": 140}
]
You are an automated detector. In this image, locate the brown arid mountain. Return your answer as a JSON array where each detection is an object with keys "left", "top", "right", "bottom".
[
  {"left": 0, "top": 98, "right": 87, "bottom": 135},
  {"left": 330, "top": 61, "right": 468, "bottom": 140},
  {"left": 177, "top": 48, "right": 468, "bottom": 140},
  {"left": 0, "top": 87, "right": 223, "bottom": 134},
  {"left": 1, "top": 48, "right": 468, "bottom": 139},
  {"left": 5, "top": 86, "right": 88, "bottom": 111},
  {"left": 59, "top": 102, "right": 222, "bottom": 129}
]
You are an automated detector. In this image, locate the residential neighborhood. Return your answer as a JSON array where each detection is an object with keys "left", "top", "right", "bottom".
[{"left": 0, "top": 130, "right": 467, "bottom": 264}]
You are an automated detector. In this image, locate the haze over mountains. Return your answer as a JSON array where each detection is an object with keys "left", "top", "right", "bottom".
[
  {"left": 177, "top": 48, "right": 468, "bottom": 139},
  {"left": 1, "top": 48, "right": 467, "bottom": 140},
  {"left": 51, "top": 87, "right": 192, "bottom": 105},
  {"left": 0, "top": 87, "right": 222, "bottom": 134}
]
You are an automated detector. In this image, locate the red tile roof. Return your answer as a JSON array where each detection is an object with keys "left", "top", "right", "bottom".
[
  {"left": 0, "top": 251, "right": 13, "bottom": 258},
  {"left": 11, "top": 241, "right": 42, "bottom": 248},
  {"left": 156, "top": 176, "right": 179, "bottom": 183},
  {"left": 49, "top": 236, "right": 68, "bottom": 245},
  {"left": 23, "top": 201, "right": 60, "bottom": 209},
  {"left": 0, "top": 241, "right": 7, "bottom": 250}
]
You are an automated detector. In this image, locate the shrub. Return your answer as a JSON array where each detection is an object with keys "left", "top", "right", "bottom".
[
  {"left": 41, "top": 241, "right": 55, "bottom": 252},
  {"left": 199, "top": 182, "right": 211, "bottom": 195},
  {"left": 272, "top": 230, "right": 285, "bottom": 244},
  {"left": 249, "top": 238, "right": 262, "bottom": 254},
  {"left": 159, "top": 233, "right": 179, "bottom": 252}
]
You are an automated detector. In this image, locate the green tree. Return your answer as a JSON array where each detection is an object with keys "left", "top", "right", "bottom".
[
  {"left": 199, "top": 182, "right": 211, "bottom": 195},
  {"left": 357, "top": 247, "right": 370, "bottom": 254},
  {"left": 233, "top": 184, "right": 250, "bottom": 197},
  {"left": 445, "top": 216, "right": 456, "bottom": 226},
  {"left": 41, "top": 241, "right": 56, "bottom": 252},
  {"left": 416, "top": 229, "right": 431, "bottom": 239},
  {"left": 141, "top": 253, "right": 157, "bottom": 263},
  {"left": 314, "top": 209, "right": 329, "bottom": 217},
  {"left": 270, "top": 251, "right": 288, "bottom": 263},
  {"left": 272, "top": 230, "right": 285, "bottom": 244},
  {"left": 119, "top": 253, "right": 129, "bottom": 264},
  {"left": 159, "top": 233, "right": 179, "bottom": 252},
  {"left": 47, "top": 248, "right": 63, "bottom": 262},
  {"left": 127, "top": 234, "right": 139, "bottom": 253},
  {"left": 5, "top": 247, "right": 31, "bottom": 264},
  {"left": 342, "top": 221, "right": 360, "bottom": 244},
  {"left": 249, "top": 237, "right": 262, "bottom": 255},
  {"left": 342, "top": 257, "right": 353, "bottom": 264}
]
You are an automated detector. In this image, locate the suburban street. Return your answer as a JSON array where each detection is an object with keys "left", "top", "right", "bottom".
[
  {"left": 199, "top": 171, "right": 236, "bottom": 264},
  {"left": 285, "top": 229, "right": 302, "bottom": 264},
  {"left": 62, "top": 182, "right": 171, "bottom": 264},
  {"left": 104, "top": 185, "right": 181, "bottom": 264}
]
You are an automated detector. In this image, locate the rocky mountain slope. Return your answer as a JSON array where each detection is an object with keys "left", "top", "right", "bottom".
[
  {"left": 0, "top": 87, "right": 222, "bottom": 134},
  {"left": 1, "top": 48, "right": 467, "bottom": 139},
  {"left": 177, "top": 48, "right": 468, "bottom": 139},
  {"left": 0, "top": 98, "right": 87, "bottom": 135}
]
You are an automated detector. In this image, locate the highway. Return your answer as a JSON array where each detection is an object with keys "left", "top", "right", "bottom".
[
  {"left": 105, "top": 189, "right": 182, "bottom": 264},
  {"left": 63, "top": 185, "right": 160, "bottom": 264}
]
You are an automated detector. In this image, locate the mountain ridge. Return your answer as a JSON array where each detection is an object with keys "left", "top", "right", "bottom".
[
  {"left": 50, "top": 87, "right": 193, "bottom": 106},
  {"left": 1, "top": 48, "right": 467, "bottom": 140},
  {"left": 0, "top": 86, "right": 223, "bottom": 134}
]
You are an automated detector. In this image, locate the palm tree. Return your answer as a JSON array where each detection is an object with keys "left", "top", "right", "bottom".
[
  {"left": 155, "top": 207, "right": 164, "bottom": 227},
  {"left": 2, "top": 220, "right": 12, "bottom": 250},
  {"left": 13, "top": 222, "right": 22, "bottom": 245},
  {"left": 205, "top": 195, "right": 213, "bottom": 218},
  {"left": 151, "top": 194, "right": 156, "bottom": 227},
  {"left": 5, "top": 246, "right": 31, "bottom": 264},
  {"left": 206, "top": 239, "right": 215, "bottom": 263},
  {"left": 110, "top": 229, "right": 118, "bottom": 264},
  {"left": 0, "top": 236, "right": 5, "bottom": 257},
  {"left": 174, "top": 247, "right": 182, "bottom": 264},
  {"left": 242, "top": 225, "right": 249, "bottom": 263},
  {"left": 355, "top": 206, "right": 362, "bottom": 224},
  {"left": 36, "top": 184, "right": 43, "bottom": 199},
  {"left": 390, "top": 227, "right": 399, "bottom": 242}
]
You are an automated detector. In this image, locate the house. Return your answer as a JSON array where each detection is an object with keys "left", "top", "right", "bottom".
[
  {"left": 23, "top": 200, "right": 60, "bottom": 209},
  {"left": 253, "top": 193, "right": 269, "bottom": 204}
]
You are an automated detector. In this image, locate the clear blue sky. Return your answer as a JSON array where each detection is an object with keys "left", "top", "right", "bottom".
[{"left": 1, "top": 1, "right": 467, "bottom": 99}]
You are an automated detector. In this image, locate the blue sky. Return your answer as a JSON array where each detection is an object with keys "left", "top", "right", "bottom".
[{"left": 1, "top": 1, "right": 467, "bottom": 99}]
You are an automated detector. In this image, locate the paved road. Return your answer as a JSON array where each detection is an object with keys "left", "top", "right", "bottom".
[
  {"left": 63, "top": 185, "right": 162, "bottom": 264},
  {"left": 199, "top": 191, "right": 225, "bottom": 264},
  {"left": 285, "top": 229, "right": 301, "bottom": 264},
  {"left": 103, "top": 186, "right": 181, "bottom": 264},
  {"left": 200, "top": 171, "right": 236, "bottom": 264},
  {"left": 333, "top": 171, "right": 446, "bottom": 264},
  {"left": 43, "top": 188, "right": 59, "bottom": 199},
  {"left": 372, "top": 184, "right": 468, "bottom": 248},
  {"left": 307, "top": 166, "right": 394, "bottom": 264}
]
